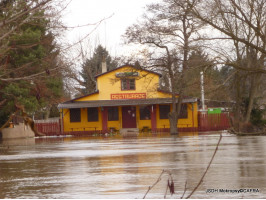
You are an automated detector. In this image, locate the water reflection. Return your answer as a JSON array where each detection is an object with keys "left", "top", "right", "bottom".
[
  {"left": 236, "top": 137, "right": 266, "bottom": 190},
  {"left": 0, "top": 132, "right": 266, "bottom": 198},
  {"left": 1, "top": 137, "right": 35, "bottom": 146}
]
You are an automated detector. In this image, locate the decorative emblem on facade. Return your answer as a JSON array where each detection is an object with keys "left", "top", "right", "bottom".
[{"left": 115, "top": 72, "right": 139, "bottom": 78}]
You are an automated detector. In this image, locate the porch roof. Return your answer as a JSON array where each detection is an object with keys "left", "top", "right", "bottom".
[{"left": 58, "top": 98, "right": 198, "bottom": 109}]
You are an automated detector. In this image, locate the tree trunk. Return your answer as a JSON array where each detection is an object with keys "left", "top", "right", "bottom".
[
  {"left": 169, "top": 86, "right": 184, "bottom": 135},
  {"left": 169, "top": 111, "right": 178, "bottom": 135},
  {"left": 44, "top": 105, "right": 51, "bottom": 119},
  {"left": 245, "top": 74, "right": 260, "bottom": 123},
  {"left": 169, "top": 15, "right": 187, "bottom": 134},
  {"left": 233, "top": 72, "right": 242, "bottom": 132}
]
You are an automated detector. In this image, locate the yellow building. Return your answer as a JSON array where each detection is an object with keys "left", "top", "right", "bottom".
[{"left": 58, "top": 65, "right": 198, "bottom": 134}]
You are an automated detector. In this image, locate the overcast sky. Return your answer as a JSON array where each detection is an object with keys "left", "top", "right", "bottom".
[{"left": 62, "top": 0, "right": 157, "bottom": 58}]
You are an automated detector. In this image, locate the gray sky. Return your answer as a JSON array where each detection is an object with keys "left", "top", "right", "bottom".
[{"left": 63, "top": 0, "right": 157, "bottom": 57}]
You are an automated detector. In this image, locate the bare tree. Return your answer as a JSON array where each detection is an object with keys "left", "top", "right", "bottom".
[
  {"left": 124, "top": 0, "right": 204, "bottom": 134},
  {"left": 189, "top": 0, "right": 266, "bottom": 131},
  {"left": 189, "top": 0, "right": 266, "bottom": 55}
]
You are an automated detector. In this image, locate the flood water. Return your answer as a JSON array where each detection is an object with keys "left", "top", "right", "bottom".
[{"left": 1, "top": 132, "right": 266, "bottom": 199}]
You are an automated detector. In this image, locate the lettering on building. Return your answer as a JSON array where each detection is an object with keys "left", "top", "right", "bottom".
[{"left": 111, "top": 93, "right": 146, "bottom": 100}]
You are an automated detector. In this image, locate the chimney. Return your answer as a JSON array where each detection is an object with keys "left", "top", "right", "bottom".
[{"left": 101, "top": 56, "right": 107, "bottom": 73}]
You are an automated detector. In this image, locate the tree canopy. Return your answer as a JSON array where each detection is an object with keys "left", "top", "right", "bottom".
[
  {"left": 0, "top": 0, "right": 64, "bottom": 124},
  {"left": 79, "top": 45, "right": 118, "bottom": 95},
  {"left": 124, "top": 0, "right": 266, "bottom": 132},
  {"left": 124, "top": 0, "right": 204, "bottom": 134}
]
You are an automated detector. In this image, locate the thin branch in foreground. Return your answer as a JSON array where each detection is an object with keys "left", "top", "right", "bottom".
[
  {"left": 143, "top": 169, "right": 174, "bottom": 199},
  {"left": 180, "top": 181, "right": 187, "bottom": 199},
  {"left": 143, "top": 170, "right": 165, "bottom": 199},
  {"left": 142, "top": 134, "right": 222, "bottom": 199},
  {"left": 164, "top": 180, "right": 169, "bottom": 198},
  {"left": 185, "top": 134, "right": 223, "bottom": 199}
]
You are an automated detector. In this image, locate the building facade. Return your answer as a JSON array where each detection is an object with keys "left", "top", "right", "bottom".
[{"left": 58, "top": 65, "right": 198, "bottom": 134}]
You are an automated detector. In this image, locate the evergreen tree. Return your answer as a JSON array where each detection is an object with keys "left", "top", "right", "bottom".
[
  {"left": 79, "top": 45, "right": 117, "bottom": 94},
  {"left": 0, "top": 0, "right": 64, "bottom": 125}
]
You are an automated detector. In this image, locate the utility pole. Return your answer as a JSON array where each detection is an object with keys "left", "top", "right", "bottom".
[{"left": 200, "top": 71, "right": 206, "bottom": 112}]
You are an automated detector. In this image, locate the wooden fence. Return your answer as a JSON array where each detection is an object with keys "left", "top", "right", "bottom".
[
  {"left": 198, "top": 113, "right": 231, "bottom": 131},
  {"left": 34, "top": 113, "right": 231, "bottom": 136},
  {"left": 34, "top": 118, "right": 61, "bottom": 135}
]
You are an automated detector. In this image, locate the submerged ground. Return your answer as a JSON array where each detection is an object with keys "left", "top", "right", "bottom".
[{"left": 0, "top": 132, "right": 265, "bottom": 198}]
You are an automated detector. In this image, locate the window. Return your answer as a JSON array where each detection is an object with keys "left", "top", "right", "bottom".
[
  {"left": 70, "top": 108, "right": 81, "bottom": 122},
  {"left": 159, "top": 105, "right": 170, "bottom": 119},
  {"left": 87, "top": 107, "right": 98, "bottom": 122},
  {"left": 108, "top": 107, "right": 119, "bottom": 121},
  {"left": 179, "top": 104, "right": 188, "bottom": 119},
  {"left": 121, "top": 79, "right": 135, "bottom": 90},
  {"left": 140, "top": 106, "right": 151, "bottom": 120}
]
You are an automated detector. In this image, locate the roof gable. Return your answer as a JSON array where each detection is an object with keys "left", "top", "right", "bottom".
[
  {"left": 94, "top": 64, "right": 162, "bottom": 79},
  {"left": 64, "top": 90, "right": 99, "bottom": 102}
]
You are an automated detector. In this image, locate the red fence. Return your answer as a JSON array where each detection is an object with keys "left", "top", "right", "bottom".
[
  {"left": 198, "top": 113, "right": 231, "bottom": 132},
  {"left": 34, "top": 118, "right": 61, "bottom": 135}
]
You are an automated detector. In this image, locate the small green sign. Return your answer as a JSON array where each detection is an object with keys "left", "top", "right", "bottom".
[
  {"left": 115, "top": 72, "right": 139, "bottom": 77},
  {"left": 208, "top": 108, "right": 222, "bottom": 114}
]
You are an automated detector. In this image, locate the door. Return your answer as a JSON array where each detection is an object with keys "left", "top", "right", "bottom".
[{"left": 122, "top": 106, "right": 137, "bottom": 128}]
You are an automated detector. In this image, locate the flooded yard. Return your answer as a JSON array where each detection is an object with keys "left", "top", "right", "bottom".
[{"left": 0, "top": 132, "right": 266, "bottom": 198}]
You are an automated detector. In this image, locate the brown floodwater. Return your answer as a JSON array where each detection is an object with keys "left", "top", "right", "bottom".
[{"left": 0, "top": 132, "right": 266, "bottom": 199}]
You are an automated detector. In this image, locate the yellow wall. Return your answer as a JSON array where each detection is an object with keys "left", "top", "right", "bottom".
[
  {"left": 62, "top": 102, "right": 198, "bottom": 132},
  {"left": 156, "top": 103, "right": 198, "bottom": 129},
  {"left": 76, "top": 66, "right": 170, "bottom": 101},
  {"left": 62, "top": 65, "right": 198, "bottom": 132},
  {"left": 136, "top": 105, "right": 152, "bottom": 131},
  {"left": 62, "top": 108, "right": 102, "bottom": 132},
  {"left": 178, "top": 102, "right": 198, "bottom": 128},
  {"left": 105, "top": 107, "right": 122, "bottom": 131}
]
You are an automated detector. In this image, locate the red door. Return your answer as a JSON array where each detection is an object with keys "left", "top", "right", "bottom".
[{"left": 122, "top": 106, "right": 137, "bottom": 128}]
